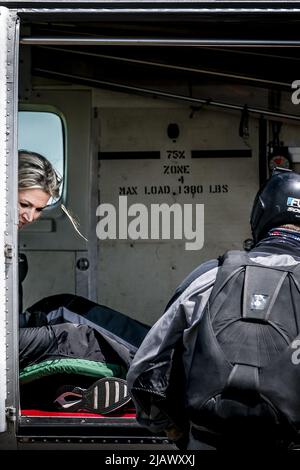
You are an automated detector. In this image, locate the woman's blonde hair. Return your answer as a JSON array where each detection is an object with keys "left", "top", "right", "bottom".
[
  {"left": 18, "top": 150, "right": 62, "bottom": 199},
  {"left": 18, "top": 150, "right": 87, "bottom": 241}
]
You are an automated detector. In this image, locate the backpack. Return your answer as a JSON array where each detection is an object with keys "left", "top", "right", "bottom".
[{"left": 189, "top": 250, "right": 300, "bottom": 441}]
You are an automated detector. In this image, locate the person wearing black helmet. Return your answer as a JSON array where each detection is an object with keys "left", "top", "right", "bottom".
[
  {"left": 127, "top": 167, "right": 300, "bottom": 451},
  {"left": 251, "top": 167, "right": 300, "bottom": 243}
]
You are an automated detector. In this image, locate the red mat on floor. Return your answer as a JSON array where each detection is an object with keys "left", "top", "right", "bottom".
[{"left": 21, "top": 409, "right": 136, "bottom": 418}]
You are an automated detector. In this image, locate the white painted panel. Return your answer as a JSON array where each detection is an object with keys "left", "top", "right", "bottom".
[
  {"left": 97, "top": 100, "right": 259, "bottom": 324},
  {"left": 22, "top": 252, "right": 76, "bottom": 311}
]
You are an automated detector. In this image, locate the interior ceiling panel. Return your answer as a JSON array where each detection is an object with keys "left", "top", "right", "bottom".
[
  {"left": 31, "top": 44, "right": 298, "bottom": 92},
  {"left": 19, "top": 9, "right": 300, "bottom": 100},
  {"left": 26, "top": 16, "right": 300, "bottom": 40}
]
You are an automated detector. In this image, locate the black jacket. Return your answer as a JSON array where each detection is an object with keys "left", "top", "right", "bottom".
[
  {"left": 18, "top": 253, "right": 150, "bottom": 371},
  {"left": 127, "top": 229, "right": 300, "bottom": 445},
  {"left": 19, "top": 295, "right": 150, "bottom": 370}
]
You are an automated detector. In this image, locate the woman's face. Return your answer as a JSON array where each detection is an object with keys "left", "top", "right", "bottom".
[{"left": 18, "top": 188, "right": 50, "bottom": 228}]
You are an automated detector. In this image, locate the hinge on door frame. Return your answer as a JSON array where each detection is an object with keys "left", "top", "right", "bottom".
[
  {"left": 4, "top": 243, "right": 12, "bottom": 262},
  {"left": 6, "top": 406, "right": 16, "bottom": 422}
]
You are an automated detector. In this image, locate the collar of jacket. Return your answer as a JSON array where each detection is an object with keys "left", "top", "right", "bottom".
[{"left": 253, "top": 227, "right": 300, "bottom": 258}]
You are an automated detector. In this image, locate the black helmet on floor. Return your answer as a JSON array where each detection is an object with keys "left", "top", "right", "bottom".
[{"left": 250, "top": 168, "right": 300, "bottom": 243}]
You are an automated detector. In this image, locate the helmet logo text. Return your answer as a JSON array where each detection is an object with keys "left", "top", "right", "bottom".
[{"left": 287, "top": 197, "right": 300, "bottom": 208}]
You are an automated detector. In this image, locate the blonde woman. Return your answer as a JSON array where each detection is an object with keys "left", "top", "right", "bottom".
[
  {"left": 18, "top": 150, "right": 61, "bottom": 315},
  {"left": 18, "top": 150, "right": 61, "bottom": 228}
]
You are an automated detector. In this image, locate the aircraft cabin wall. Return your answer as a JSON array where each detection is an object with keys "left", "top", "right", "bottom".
[
  {"left": 20, "top": 83, "right": 300, "bottom": 326},
  {"left": 95, "top": 90, "right": 258, "bottom": 324}
]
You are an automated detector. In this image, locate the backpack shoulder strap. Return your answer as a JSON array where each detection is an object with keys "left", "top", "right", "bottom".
[
  {"left": 211, "top": 250, "right": 248, "bottom": 304},
  {"left": 218, "top": 250, "right": 249, "bottom": 268}
]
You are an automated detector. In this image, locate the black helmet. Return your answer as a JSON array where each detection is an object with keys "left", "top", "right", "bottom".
[{"left": 250, "top": 168, "right": 300, "bottom": 243}]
